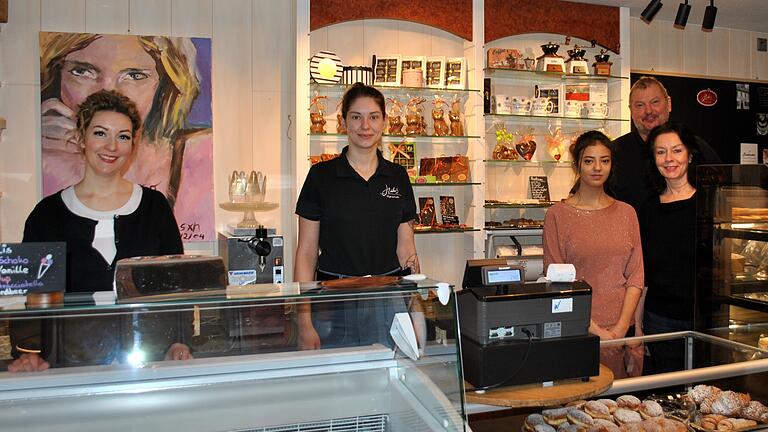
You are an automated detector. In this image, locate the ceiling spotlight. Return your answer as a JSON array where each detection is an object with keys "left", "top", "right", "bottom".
[
  {"left": 674, "top": 0, "right": 691, "bottom": 28},
  {"left": 641, "top": 0, "right": 663, "bottom": 24},
  {"left": 702, "top": 0, "right": 718, "bottom": 31}
]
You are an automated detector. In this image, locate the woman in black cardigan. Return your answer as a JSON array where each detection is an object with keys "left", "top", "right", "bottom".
[
  {"left": 638, "top": 122, "right": 703, "bottom": 374},
  {"left": 10, "top": 90, "right": 188, "bottom": 371}
]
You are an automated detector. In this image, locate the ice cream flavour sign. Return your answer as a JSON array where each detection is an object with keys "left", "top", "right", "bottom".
[{"left": 0, "top": 242, "right": 65, "bottom": 295}]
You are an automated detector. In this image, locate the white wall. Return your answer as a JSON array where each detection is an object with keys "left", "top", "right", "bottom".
[
  {"left": 631, "top": 17, "right": 768, "bottom": 80},
  {"left": 0, "top": 0, "right": 296, "bottom": 256}
]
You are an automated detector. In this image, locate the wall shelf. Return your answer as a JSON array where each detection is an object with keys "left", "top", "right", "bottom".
[
  {"left": 485, "top": 202, "right": 553, "bottom": 209},
  {"left": 412, "top": 182, "right": 480, "bottom": 187},
  {"left": 310, "top": 82, "right": 481, "bottom": 96},
  {"left": 484, "top": 160, "right": 572, "bottom": 167},
  {"left": 310, "top": 133, "right": 481, "bottom": 142},
  {"left": 414, "top": 227, "right": 479, "bottom": 235},
  {"left": 484, "top": 113, "right": 628, "bottom": 123},
  {"left": 485, "top": 67, "right": 628, "bottom": 81}
]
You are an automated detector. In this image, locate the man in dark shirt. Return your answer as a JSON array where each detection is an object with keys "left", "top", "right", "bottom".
[{"left": 611, "top": 76, "right": 720, "bottom": 211}]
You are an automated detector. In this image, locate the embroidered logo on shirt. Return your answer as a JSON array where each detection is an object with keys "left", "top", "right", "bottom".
[{"left": 380, "top": 185, "right": 401, "bottom": 199}]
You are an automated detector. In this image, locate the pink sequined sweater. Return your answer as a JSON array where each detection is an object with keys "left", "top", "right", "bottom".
[{"left": 543, "top": 200, "right": 644, "bottom": 328}]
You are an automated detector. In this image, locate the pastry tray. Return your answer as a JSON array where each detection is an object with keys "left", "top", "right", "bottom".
[{"left": 647, "top": 392, "right": 768, "bottom": 432}]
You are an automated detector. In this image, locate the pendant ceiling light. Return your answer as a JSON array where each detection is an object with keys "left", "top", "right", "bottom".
[
  {"left": 641, "top": 0, "right": 663, "bottom": 24},
  {"left": 702, "top": 0, "right": 718, "bottom": 31},
  {"left": 674, "top": 0, "right": 691, "bottom": 28}
]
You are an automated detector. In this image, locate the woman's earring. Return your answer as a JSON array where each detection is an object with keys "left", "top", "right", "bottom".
[{"left": 688, "top": 156, "right": 693, "bottom": 163}]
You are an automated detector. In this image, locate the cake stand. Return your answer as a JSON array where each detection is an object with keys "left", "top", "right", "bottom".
[{"left": 218, "top": 201, "right": 279, "bottom": 228}]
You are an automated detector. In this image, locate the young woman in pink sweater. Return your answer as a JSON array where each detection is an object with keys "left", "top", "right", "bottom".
[{"left": 543, "top": 130, "right": 644, "bottom": 378}]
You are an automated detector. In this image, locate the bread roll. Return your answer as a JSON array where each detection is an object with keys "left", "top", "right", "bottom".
[
  {"left": 710, "top": 391, "right": 751, "bottom": 417},
  {"left": 700, "top": 414, "right": 726, "bottom": 430},
  {"left": 716, "top": 417, "right": 757, "bottom": 431},
  {"left": 741, "top": 400, "right": 768, "bottom": 422},
  {"left": 688, "top": 385, "right": 722, "bottom": 405}
]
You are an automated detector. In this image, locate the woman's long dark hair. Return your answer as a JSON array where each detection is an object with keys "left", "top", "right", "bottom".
[
  {"left": 569, "top": 130, "right": 616, "bottom": 195},
  {"left": 646, "top": 122, "right": 702, "bottom": 194}
]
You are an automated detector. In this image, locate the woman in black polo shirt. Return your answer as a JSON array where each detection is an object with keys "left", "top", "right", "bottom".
[{"left": 294, "top": 83, "right": 419, "bottom": 349}]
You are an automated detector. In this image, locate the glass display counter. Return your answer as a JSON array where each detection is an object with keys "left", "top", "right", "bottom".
[
  {"left": 697, "top": 164, "right": 768, "bottom": 345},
  {"left": 467, "top": 332, "right": 768, "bottom": 431},
  {"left": 0, "top": 279, "right": 466, "bottom": 432}
]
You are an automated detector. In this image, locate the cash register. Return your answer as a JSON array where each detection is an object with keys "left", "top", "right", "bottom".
[{"left": 458, "top": 259, "right": 599, "bottom": 389}]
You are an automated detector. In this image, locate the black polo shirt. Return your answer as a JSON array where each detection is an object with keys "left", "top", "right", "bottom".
[{"left": 296, "top": 146, "right": 417, "bottom": 276}]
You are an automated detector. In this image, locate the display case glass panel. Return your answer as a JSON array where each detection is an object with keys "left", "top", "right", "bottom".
[
  {"left": 0, "top": 279, "right": 465, "bottom": 431},
  {"left": 697, "top": 164, "right": 768, "bottom": 345}
]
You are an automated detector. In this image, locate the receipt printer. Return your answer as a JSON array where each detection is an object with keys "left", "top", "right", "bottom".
[{"left": 458, "top": 259, "right": 599, "bottom": 387}]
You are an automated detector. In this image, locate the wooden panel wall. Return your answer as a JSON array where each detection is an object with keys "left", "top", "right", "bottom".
[{"left": 631, "top": 17, "right": 768, "bottom": 81}]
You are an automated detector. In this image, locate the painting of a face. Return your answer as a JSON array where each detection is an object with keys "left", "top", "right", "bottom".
[
  {"left": 41, "top": 31, "right": 214, "bottom": 243},
  {"left": 60, "top": 35, "right": 160, "bottom": 123}
]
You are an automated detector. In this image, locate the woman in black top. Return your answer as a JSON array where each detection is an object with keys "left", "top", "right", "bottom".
[
  {"left": 294, "top": 83, "right": 419, "bottom": 349},
  {"left": 639, "top": 122, "right": 702, "bottom": 374},
  {"left": 10, "top": 90, "right": 188, "bottom": 372}
]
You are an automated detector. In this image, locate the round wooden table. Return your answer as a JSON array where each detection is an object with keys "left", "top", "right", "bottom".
[{"left": 465, "top": 364, "right": 614, "bottom": 407}]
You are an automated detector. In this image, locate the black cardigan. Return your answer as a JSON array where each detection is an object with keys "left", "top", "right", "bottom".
[
  {"left": 638, "top": 194, "right": 697, "bottom": 322},
  {"left": 12, "top": 187, "right": 185, "bottom": 366},
  {"left": 23, "top": 186, "right": 183, "bottom": 292}
]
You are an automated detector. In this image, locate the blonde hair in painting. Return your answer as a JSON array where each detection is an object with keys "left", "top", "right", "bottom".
[{"left": 40, "top": 32, "right": 201, "bottom": 146}]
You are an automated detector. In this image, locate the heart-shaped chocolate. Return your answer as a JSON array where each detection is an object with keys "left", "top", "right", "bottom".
[{"left": 515, "top": 140, "right": 537, "bottom": 161}]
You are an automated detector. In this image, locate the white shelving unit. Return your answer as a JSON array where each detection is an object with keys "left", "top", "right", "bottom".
[{"left": 294, "top": 1, "right": 631, "bottom": 287}]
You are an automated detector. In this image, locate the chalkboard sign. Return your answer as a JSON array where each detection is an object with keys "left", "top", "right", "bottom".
[
  {"left": 631, "top": 73, "right": 768, "bottom": 164},
  {"left": 529, "top": 176, "right": 551, "bottom": 201},
  {"left": 0, "top": 242, "right": 65, "bottom": 296}
]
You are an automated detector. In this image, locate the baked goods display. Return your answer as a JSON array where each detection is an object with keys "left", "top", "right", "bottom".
[
  {"left": 523, "top": 394, "right": 684, "bottom": 432},
  {"left": 485, "top": 217, "right": 544, "bottom": 229},
  {"left": 684, "top": 385, "right": 768, "bottom": 430},
  {"left": 731, "top": 208, "right": 768, "bottom": 222},
  {"left": 485, "top": 199, "right": 553, "bottom": 207},
  {"left": 522, "top": 387, "right": 768, "bottom": 432}
]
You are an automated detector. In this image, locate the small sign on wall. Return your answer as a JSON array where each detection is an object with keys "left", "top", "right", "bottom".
[
  {"left": 741, "top": 143, "right": 758, "bottom": 165},
  {"left": 0, "top": 242, "right": 66, "bottom": 296},
  {"left": 529, "top": 176, "right": 551, "bottom": 202}
]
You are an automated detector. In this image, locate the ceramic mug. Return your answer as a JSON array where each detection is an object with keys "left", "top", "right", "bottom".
[
  {"left": 492, "top": 95, "right": 512, "bottom": 114},
  {"left": 563, "top": 100, "right": 585, "bottom": 118},
  {"left": 586, "top": 101, "right": 609, "bottom": 119},
  {"left": 531, "top": 97, "right": 554, "bottom": 116},
  {"left": 510, "top": 96, "right": 532, "bottom": 115}
]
